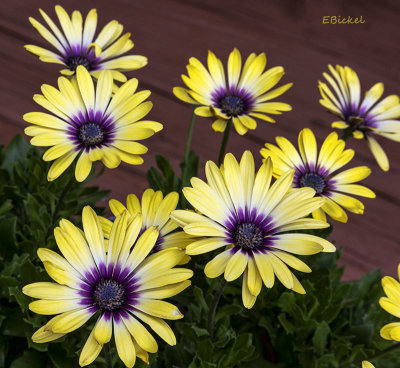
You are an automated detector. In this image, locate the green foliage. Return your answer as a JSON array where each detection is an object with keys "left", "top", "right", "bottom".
[
  {"left": 147, "top": 150, "right": 199, "bottom": 208},
  {"left": 147, "top": 250, "right": 400, "bottom": 368},
  {"left": 3, "top": 134, "right": 400, "bottom": 368},
  {"left": 0, "top": 135, "right": 110, "bottom": 367}
]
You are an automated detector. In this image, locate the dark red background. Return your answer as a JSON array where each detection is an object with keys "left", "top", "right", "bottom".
[{"left": 1, "top": 0, "right": 399, "bottom": 279}]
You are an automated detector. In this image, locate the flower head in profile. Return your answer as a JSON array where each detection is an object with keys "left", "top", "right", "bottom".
[
  {"left": 379, "top": 264, "right": 400, "bottom": 342},
  {"left": 23, "top": 66, "right": 162, "bottom": 182},
  {"left": 260, "top": 128, "right": 375, "bottom": 223},
  {"left": 319, "top": 64, "right": 400, "bottom": 171},
  {"left": 23, "top": 206, "right": 192, "bottom": 367},
  {"left": 173, "top": 48, "right": 292, "bottom": 135},
  {"left": 100, "top": 189, "right": 193, "bottom": 261},
  {"left": 26, "top": 6, "right": 147, "bottom": 81},
  {"left": 171, "top": 151, "right": 335, "bottom": 309}
]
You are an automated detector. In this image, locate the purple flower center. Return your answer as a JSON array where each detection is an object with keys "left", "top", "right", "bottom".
[
  {"left": 233, "top": 222, "right": 264, "bottom": 250},
  {"left": 92, "top": 279, "right": 125, "bottom": 312},
  {"left": 79, "top": 123, "right": 105, "bottom": 147},
  {"left": 67, "top": 54, "right": 92, "bottom": 71},
  {"left": 300, "top": 173, "right": 325, "bottom": 194},
  {"left": 218, "top": 95, "right": 245, "bottom": 117}
]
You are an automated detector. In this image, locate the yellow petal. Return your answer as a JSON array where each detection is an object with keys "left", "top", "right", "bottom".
[
  {"left": 253, "top": 252, "right": 274, "bottom": 288},
  {"left": 186, "top": 237, "right": 227, "bottom": 255},
  {"left": 204, "top": 249, "right": 232, "bottom": 278},
  {"left": 93, "top": 313, "right": 112, "bottom": 345},
  {"left": 32, "top": 325, "right": 65, "bottom": 343},
  {"left": 79, "top": 329, "right": 103, "bottom": 367},
  {"left": 133, "top": 310, "right": 176, "bottom": 346},
  {"left": 114, "top": 320, "right": 136, "bottom": 368},
  {"left": 51, "top": 307, "right": 95, "bottom": 334},
  {"left": 224, "top": 250, "right": 248, "bottom": 282},
  {"left": 242, "top": 269, "right": 257, "bottom": 309},
  {"left": 366, "top": 135, "right": 389, "bottom": 171},
  {"left": 135, "top": 299, "right": 183, "bottom": 320},
  {"left": 121, "top": 312, "right": 158, "bottom": 353}
]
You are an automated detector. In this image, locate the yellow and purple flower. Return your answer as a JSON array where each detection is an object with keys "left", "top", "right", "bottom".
[
  {"left": 26, "top": 5, "right": 147, "bottom": 81},
  {"left": 172, "top": 151, "right": 335, "bottom": 309},
  {"left": 23, "top": 66, "right": 162, "bottom": 182},
  {"left": 23, "top": 206, "right": 192, "bottom": 367},
  {"left": 173, "top": 48, "right": 292, "bottom": 135},
  {"left": 260, "top": 128, "right": 375, "bottom": 223},
  {"left": 319, "top": 64, "right": 400, "bottom": 171}
]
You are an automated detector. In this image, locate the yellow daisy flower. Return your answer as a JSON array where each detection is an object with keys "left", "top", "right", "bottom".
[
  {"left": 23, "top": 206, "right": 192, "bottom": 367},
  {"left": 26, "top": 5, "right": 147, "bottom": 81},
  {"left": 319, "top": 64, "right": 400, "bottom": 171},
  {"left": 171, "top": 151, "right": 335, "bottom": 309},
  {"left": 379, "top": 264, "right": 400, "bottom": 342},
  {"left": 23, "top": 65, "right": 162, "bottom": 182},
  {"left": 99, "top": 189, "right": 193, "bottom": 260},
  {"left": 260, "top": 128, "right": 375, "bottom": 223},
  {"left": 362, "top": 362, "right": 375, "bottom": 368},
  {"left": 173, "top": 48, "right": 293, "bottom": 135}
]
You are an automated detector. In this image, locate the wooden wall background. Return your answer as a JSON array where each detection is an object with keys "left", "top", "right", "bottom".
[{"left": 1, "top": 0, "right": 399, "bottom": 280}]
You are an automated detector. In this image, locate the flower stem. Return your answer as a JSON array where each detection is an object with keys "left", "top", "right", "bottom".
[
  {"left": 104, "top": 343, "right": 113, "bottom": 368},
  {"left": 217, "top": 119, "right": 232, "bottom": 166},
  {"left": 44, "top": 174, "right": 75, "bottom": 242},
  {"left": 181, "top": 108, "right": 196, "bottom": 187},
  {"left": 366, "top": 341, "right": 400, "bottom": 361},
  {"left": 341, "top": 127, "right": 353, "bottom": 142},
  {"left": 207, "top": 278, "right": 227, "bottom": 339}
]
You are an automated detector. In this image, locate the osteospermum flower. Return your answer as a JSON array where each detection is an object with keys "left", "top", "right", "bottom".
[
  {"left": 173, "top": 48, "right": 293, "bottom": 135},
  {"left": 23, "top": 66, "right": 162, "bottom": 182},
  {"left": 319, "top": 64, "right": 400, "bottom": 171},
  {"left": 26, "top": 6, "right": 147, "bottom": 81},
  {"left": 99, "top": 189, "right": 193, "bottom": 260},
  {"left": 379, "top": 264, "right": 400, "bottom": 342},
  {"left": 260, "top": 128, "right": 375, "bottom": 223},
  {"left": 23, "top": 206, "right": 192, "bottom": 367},
  {"left": 171, "top": 151, "right": 336, "bottom": 309}
]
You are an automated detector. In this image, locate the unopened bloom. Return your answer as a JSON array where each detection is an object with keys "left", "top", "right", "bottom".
[{"left": 100, "top": 189, "right": 193, "bottom": 261}]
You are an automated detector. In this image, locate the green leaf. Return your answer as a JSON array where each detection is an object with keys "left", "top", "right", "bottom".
[
  {"left": 48, "top": 344, "right": 79, "bottom": 368},
  {"left": 10, "top": 350, "right": 46, "bottom": 368},
  {"left": 2, "top": 135, "right": 30, "bottom": 177},
  {"left": 190, "top": 324, "right": 209, "bottom": 337},
  {"left": 0, "top": 216, "right": 17, "bottom": 259},
  {"left": 8, "top": 287, "right": 31, "bottom": 312},
  {"left": 278, "top": 313, "right": 295, "bottom": 335},
  {"left": 313, "top": 321, "right": 330, "bottom": 355},
  {"left": 147, "top": 167, "right": 165, "bottom": 191},
  {"left": 194, "top": 286, "right": 209, "bottom": 313},
  {"left": 215, "top": 304, "right": 243, "bottom": 322}
]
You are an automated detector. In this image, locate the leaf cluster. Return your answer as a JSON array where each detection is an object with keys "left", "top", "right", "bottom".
[{"left": 0, "top": 135, "right": 109, "bottom": 367}]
